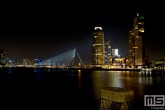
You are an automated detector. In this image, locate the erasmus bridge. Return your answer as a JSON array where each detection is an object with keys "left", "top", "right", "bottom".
[{"left": 36, "top": 48, "right": 83, "bottom": 67}]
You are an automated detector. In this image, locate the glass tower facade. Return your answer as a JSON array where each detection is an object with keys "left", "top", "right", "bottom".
[
  {"left": 129, "top": 13, "right": 145, "bottom": 67},
  {"left": 92, "top": 27, "right": 105, "bottom": 65}
]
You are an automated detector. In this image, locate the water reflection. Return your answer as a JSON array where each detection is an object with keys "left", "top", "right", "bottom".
[
  {"left": 90, "top": 70, "right": 165, "bottom": 109},
  {"left": 91, "top": 71, "right": 102, "bottom": 107},
  {"left": 8, "top": 67, "right": 11, "bottom": 74},
  {"left": 106, "top": 71, "right": 123, "bottom": 87},
  {"left": 78, "top": 70, "right": 81, "bottom": 93},
  {"left": 34, "top": 68, "right": 40, "bottom": 80},
  {"left": 1, "top": 68, "right": 165, "bottom": 110},
  {"left": 78, "top": 70, "right": 81, "bottom": 76}
]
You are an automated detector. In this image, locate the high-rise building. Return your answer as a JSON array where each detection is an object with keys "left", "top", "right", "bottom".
[
  {"left": 0, "top": 50, "right": 6, "bottom": 65},
  {"left": 92, "top": 27, "right": 105, "bottom": 65},
  {"left": 104, "top": 38, "right": 111, "bottom": 65},
  {"left": 23, "top": 59, "right": 30, "bottom": 66},
  {"left": 23, "top": 59, "right": 35, "bottom": 66},
  {"left": 16, "top": 58, "right": 20, "bottom": 65},
  {"left": 129, "top": 13, "right": 145, "bottom": 67},
  {"left": 112, "top": 48, "right": 119, "bottom": 56},
  {"left": 128, "top": 30, "right": 135, "bottom": 67}
]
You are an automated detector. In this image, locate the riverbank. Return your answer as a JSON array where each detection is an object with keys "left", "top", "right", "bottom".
[{"left": 69, "top": 67, "right": 141, "bottom": 71}]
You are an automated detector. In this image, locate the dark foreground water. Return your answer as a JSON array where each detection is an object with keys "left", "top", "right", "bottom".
[{"left": 0, "top": 67, "right": 165, "bottom": 110}]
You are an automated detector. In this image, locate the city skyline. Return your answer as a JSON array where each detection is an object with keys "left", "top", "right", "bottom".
[{"left": 0, "top": 4, "right": 164, "bottom": 63}]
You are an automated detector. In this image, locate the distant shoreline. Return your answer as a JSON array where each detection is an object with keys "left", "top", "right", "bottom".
[
  {"left": 0, "top": 67, "right": 164, "bottom": 72},
  {"left": 69, "top": 68, "right": 141, "bottom": 71}
]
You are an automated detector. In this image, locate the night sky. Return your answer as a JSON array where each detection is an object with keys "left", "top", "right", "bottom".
[{"left": 0, "top": 2, "right": 164, "bottom": 64}]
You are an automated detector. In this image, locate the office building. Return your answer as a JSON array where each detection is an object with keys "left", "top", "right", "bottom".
[
  {"left": 129, "top": 13, "right": 145, "bottom": 68},
  {"left": 112, "top": 48, "right": 118, "bottom": 56},
  {"left": 16, "top": 58, "right": 21, "bottom": 65},
  {"left": 128, "top": 30, "right": 135, "bottom": 67},
  {"left": 92, "top": 27, "right": 105, "bottom": 65},
  {"left": 104, "top": 38, "right": 111, "bottom": 65},
  {"left": 0, "top": 50, "right": 6, "bottom": 65}
]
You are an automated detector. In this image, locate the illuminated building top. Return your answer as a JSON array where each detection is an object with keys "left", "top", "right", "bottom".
[{"left": 95, "top": 27, "right": 102, "bottom": 30}]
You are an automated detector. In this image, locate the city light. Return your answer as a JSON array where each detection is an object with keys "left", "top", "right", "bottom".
[{"left": 94, "top": 27, "right": 102, "bottom": 30}]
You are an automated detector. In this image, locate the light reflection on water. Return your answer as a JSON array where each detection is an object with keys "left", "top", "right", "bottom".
[
  {"left": 3, "top": 68, "right": 165, "bottom": 110},
  {"left": 78, "top": 70, "right": 81, "bottom": 93},
  {"left": 8, "top": 67, "right": 12, "bottom": 74},
  {"left": 89, "top": 70, "right": 165, "bottom": 109},
  {"left": 36, "top": 68, "right": 41, "bottom": 80},
  {"left": 106, "top": 71, "right": 123, "bottom": 87}
]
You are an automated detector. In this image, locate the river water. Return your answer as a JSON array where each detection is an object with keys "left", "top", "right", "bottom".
[{"left": 0, "top": 67, "right": 164, "bottom": 110}]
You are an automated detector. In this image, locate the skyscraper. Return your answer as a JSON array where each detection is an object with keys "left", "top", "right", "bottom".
[
  {"left": 129, "top": 13, "right": 145, "bottom": 68},
  {"left": 0, "top": 50, "right": 6, "bottom": 65},
  {"left": 92, "top": 27, "right": 105, "bottom": 65},
  {"left": 128, "top": 30, "right": 135, "bottom": 67},
  {"left": 112, "top": 48, "right": 119, "bottom": 56},
  {"left": 104, "top": 38, "right": 111, "bottom": 65}
]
